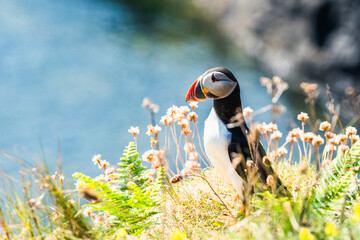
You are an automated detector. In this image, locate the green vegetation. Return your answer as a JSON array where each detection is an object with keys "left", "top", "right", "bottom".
[
  {"left": 1, "top": 77, "right": 360, "bottom": 239},
  {"left": 73, "top": 142, "right": 163, "bottom": 236}
]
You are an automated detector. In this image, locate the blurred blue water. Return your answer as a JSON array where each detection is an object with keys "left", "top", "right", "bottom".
[{"left": 0, "top": 0, "right": 295, "bottom": 178}]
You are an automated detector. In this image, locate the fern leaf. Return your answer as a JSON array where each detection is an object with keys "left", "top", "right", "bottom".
[{"left": 311, "top": 141, "right": 360, "bottom": 217}]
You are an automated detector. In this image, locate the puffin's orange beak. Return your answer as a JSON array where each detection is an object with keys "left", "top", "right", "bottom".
[{"left": 186, "top": 79, "right": 207, "bottom": 102}]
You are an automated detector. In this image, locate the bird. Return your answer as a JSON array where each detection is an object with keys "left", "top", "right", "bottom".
[{"left": 185, "top": 67, "right": 291, "bottom": 208}]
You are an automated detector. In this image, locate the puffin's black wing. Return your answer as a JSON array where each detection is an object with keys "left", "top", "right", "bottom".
[
  {"left": 227, "top": 126, "right": 291, "bottom": 197},
  {"left": 227, "top": 126, "right": 259, "bottom": 181},
  {"left": 227, "top": 126, "right": 271, "bottom": 180},
  {"left": 227, "top": 127, "right": 252, "bottom": 182}
]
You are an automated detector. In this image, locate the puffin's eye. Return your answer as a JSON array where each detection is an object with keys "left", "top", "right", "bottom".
[{"left": 211, "top": 73, "right": 217, "bottom": 82}]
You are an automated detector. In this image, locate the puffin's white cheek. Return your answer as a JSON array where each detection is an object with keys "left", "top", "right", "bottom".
[
  {"left": 208, "top": 81, "right": 237, "bottom": 98},
  {"left": 202, "top": 80, "right": 215, "bottom": 92}
]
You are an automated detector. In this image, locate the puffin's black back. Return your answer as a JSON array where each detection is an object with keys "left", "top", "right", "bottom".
[{"left": 208, "top": 67, "right": 291, "bottom": 197}]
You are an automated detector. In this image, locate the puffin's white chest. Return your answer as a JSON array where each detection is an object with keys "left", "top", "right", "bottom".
[{"left": 203, "top": 108, "right": 245, "bottom": 194}]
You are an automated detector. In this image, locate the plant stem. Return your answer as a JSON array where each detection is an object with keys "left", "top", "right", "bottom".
[
  {"left": 196, "top": 174, "right": 234, "bottom": 217},
  {"left": 288, "top": 143, "right": 293, "bottom": 164},
  {"left": 315, "top": 145, "right": 320, "bottom": 171}
]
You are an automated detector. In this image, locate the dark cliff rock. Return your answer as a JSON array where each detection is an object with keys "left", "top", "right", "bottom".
[{"left": 192, "top": 0, "right": 360, "bottom": 94}]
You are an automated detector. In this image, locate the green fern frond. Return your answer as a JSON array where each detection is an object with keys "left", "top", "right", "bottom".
[
  {"left": 73, "top": 142, "right": 162, "bottom": 236},
  {"left": 311, "top": 141, "right": 360, "bottom": 217}
]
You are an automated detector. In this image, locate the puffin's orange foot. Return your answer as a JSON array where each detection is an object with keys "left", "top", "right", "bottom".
[
  {"left": 233, "top": 193, "right": 240, "bottom": 202},
  {"left": 240, "top": 203, "right": 246, "bottom": 214}
]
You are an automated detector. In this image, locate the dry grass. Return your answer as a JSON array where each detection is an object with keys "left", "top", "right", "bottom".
[
  {"left": 274, "top": 161, "right": 317, "bottom": 201},
  {"left": 154, "top": 163, "right": 316, "bottom": 239},
  {"left": 2, "top": 76, "right": 360, "bottom": 239}
]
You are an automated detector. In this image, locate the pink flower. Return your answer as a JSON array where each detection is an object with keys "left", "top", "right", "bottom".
[
  {"left": 142, "top": 150, "right": 156, "bottom": 163},
  {"left": 105, "top": 166, "right": 116, "bottom": 176},
  {"left": 178, "top": 106, "right": 190, "bottom": 116},
  {"left": 325, "top": 144, "right": 336, "bottom": 152},
  {"left": 267, "top": 123, "right": 278, "bottom": 132},
  {"left": 319, "top": 121, "right": 331, "bottom": 131},
  {"left": 286, "top": 128, "right": 302, "bottom": 142},
  {"left": 160, "top": 115, "right": 172, "bottom": 125},
  {"left": 182, "top": 161, "right": 200, "bottom": 176},
  {"left": 277, "top": 147, "right": 288, "bottom": 157},
  {"left": 350, "top": 134, "right": 360, "bottom": 142},
  {"left": 270, "top": 130, "right": 282, "bottom": 140},
  {"left": 243, "top": 107, "right": 253, "bottom": 116},
  {"left": 187, "top": 112, "right": 198, "bottom": 122},
  {"left": 289, "top": 128, "right": 302, "bottom": 138},
  {"left": 338, "top": 145, "right": 349, "bottom": 153},
  {"left": 183, "top": 142, "right": 195, "bottom": 153},
  {"left": 142, "top": 150, "right": 164, "bottom": 168},
  {"left": 99, "top": 160, "right": 109, "bottom": 170},
  {"left": 312, "top": 135, "right": 324, "bottom": 145},
  {"left": 303, "top": 132, "right": 315, "bottom": 142},
  {"left": 297, "top": 112, "right": 309, "bottom": 122},
  {"left": 92, "top": 154, "right": 101, "bottom": 165},
  {"left": 300, "top": 82, "right": 318, "bottom": 94},
  {"left": 178, "top": 119, "right": 190, "bottom": 129},
  {"left": 188, "top": 152, "right": 199, "bottom": 161},
  {"left": 128, "top": 126, "right": 140, "bottom": 136},
  {"left": 189, "top": 102, "right": 198, "bottom": 109},
  {"left": 181, "top": 127, "right": 192, "bottom": 136},
  {"left": 166, "top": 105, "right": 181, "bottom": 121},
  {"left": 346, "top": 126, "right": 357, "bottom": 136},
  {"left": 146, "top": 125, "right": 161, "bottom": 135},
  {"left": 152, "top": 152, "right": 164, "bottom": 169}
]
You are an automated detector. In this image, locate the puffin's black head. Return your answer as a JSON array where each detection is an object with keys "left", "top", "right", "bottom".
[{"left": 186, "top": 67, "right": 238, "bottom": 102}]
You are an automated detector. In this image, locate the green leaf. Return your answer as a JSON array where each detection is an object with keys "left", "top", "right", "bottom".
[{"left": 73, "top": 142, "right": 162, "bottom": 236}]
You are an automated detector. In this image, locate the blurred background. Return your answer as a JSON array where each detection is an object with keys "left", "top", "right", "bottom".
[{"left": 0, "top": 0, "right": 359, "bottom": 177}]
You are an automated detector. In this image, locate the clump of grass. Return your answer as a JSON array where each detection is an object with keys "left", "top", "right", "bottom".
[
  {"left": 155, "top": 160, "right": 360, "bottom": 239},
  {"left": 0, "top": 154, "right": 96, "bottom": 239},
  {"left": 2, "top": 76, "right": 360, "bottom": 239}
]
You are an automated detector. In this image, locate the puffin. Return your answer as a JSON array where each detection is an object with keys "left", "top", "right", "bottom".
[{"left": 185, "top": 67, "right": 291, "bottom": 206}]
